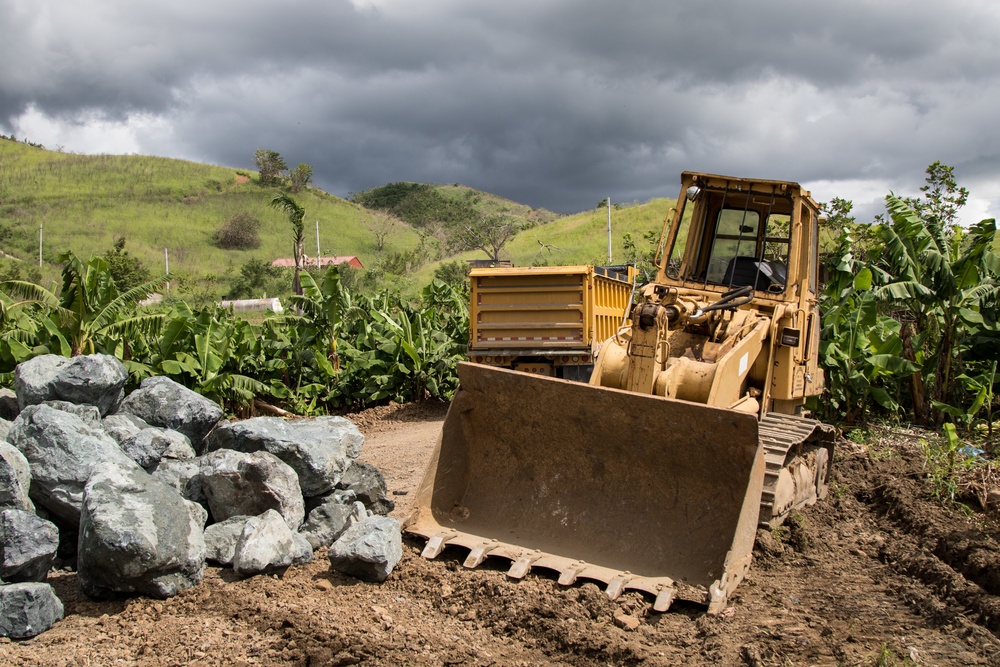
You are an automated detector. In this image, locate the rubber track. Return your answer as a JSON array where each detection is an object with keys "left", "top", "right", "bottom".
[{"left": 757, "top": 412, "right": 835, "bottom": 527}]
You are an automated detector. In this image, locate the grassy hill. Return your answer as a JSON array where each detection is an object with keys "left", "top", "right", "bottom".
[
  {"left": 411, "top": 197, "right": 673, "bottom": 285},
  {"left": 0, "top": 138, "right": 424, "bottom": 302},
  {"left": 0, "top": 137, "right": 677, "bottom": 303}
]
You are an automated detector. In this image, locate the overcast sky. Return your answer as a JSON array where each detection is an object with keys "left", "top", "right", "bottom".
[{"left": 3, "top": 0, "right": 999, "bottom": 225}]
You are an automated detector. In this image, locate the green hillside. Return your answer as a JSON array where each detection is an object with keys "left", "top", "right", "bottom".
[
  {"left": 411, "top": 197, "right": 673, "bottom": 285},
  {"left": 0, "top": 137, "right": 679, "bottom": 302},
  {"left": 0, "top": 139, "right": 423, "bottom": 301}
]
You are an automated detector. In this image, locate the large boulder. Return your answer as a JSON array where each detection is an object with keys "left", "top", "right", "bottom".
[
  {"left": 15, "top": 354, "right": 127, "bottom": 416},
  {"left": 121, "top": 427, "right": 196, "bottom": 470},
  {"left": 204, "top": 515, "right": 252, "bottom": 566},
  {"left": 0, "top": 388, "right": 18, "bottom": 421},
  {"left": 205, "top": 416, "right": 364, "bottom": 497},
  {"left": 150, "top": 458, "right": 205, "bottom": 504},
  {"left": 232, "top": 509, "right": 296, "bottom": 577},
  {"left": 0, "top": 509, "right": 58, "bottom": 582},
  {"left": 0, "top": 582, "right": 64, "bottom": 639},
  {"left": 337, "top": 461, "right": 394, "bottom": 515},
  {"left": 7, "top": 404, "right": 143, "bottom": 525},
  {"left": 327, "top": 515, "right": 402, "bottom": 583},
  {"left": 299, "top": 498, "right": 363, "bottom": 550},
  {"left": 102, "top": 413, "right": 150, "bottom": 445},
  {"left": 198, "top": 449, "right": 305, "bottom": 529},
  {"left": 0, "top": 441, "right": 33, "bottom": 512},
  {"left": 77, "top": 466, "right": 207, "bottom": 599},
  {"left": 118, "top": 376, "right": 223, "bottom": 449},
  {"left": 41, "top": 400, "right": 103, "bottom": 428}
]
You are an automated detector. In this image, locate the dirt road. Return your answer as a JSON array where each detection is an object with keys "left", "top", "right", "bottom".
[{"left": 2, "top": 402, "right": 999, "bottom": 666}]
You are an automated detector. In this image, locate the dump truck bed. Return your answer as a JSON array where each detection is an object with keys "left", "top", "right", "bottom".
[{"left": 468, "top": 265, "right": 634, "bottom": 379}]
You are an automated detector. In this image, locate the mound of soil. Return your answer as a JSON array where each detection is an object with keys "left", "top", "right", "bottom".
[{"left": 2, "top": 406, "right": 999, "bottom": 666}]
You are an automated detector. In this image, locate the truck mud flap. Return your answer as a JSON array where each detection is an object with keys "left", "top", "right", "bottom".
[{"left": 405, "top": 362, "right": 763, "bottom": 613}]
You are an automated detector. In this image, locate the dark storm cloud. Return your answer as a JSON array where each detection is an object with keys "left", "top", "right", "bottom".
[{"left": 3, "top": 0, "right": 1000, "bottom": 215}]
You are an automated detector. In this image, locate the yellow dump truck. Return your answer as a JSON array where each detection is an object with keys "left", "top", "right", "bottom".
[{"left": 467, "top": 264, "right": 636, "bottom": 381}]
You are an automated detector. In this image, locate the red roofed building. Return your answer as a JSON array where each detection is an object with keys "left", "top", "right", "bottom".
[{"left": 270, "top": 255, "right": 364, "bottom": 269}]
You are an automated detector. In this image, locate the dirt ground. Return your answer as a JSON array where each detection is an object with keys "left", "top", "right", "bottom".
[{"left": 2, "top": 401, "right": 1000, "bottom": 666}]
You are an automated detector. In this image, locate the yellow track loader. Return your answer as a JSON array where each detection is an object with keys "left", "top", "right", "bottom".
[{"left": 405, "top": 172, "right": 836, "bottom": 613}]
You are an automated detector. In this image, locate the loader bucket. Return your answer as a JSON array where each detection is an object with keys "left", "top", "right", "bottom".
[{"left": 405, "top": 363, "right": 764, "bottom": 613}]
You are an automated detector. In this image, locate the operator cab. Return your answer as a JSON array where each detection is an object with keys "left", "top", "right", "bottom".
[{"left": 663, "top": 175, "right": 794, "bottom": 295}]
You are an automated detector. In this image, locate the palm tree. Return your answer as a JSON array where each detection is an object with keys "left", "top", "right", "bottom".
[{"left": 270, "top": 193, "right": 306, "bottom": 295}]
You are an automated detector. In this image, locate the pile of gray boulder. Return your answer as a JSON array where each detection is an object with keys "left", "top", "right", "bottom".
[{"left": 0, "top": 354, "right": 402, "bottom": 639}]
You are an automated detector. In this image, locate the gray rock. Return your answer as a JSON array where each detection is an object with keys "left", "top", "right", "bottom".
[
  {"left": 204, "top": 515, "right": 252, "bottom": 566},
  {"left": 102, "top": 413, "right": 150, "bottom": 445},
  {"left": 205, "top": 416, "right": 364, "bottom": 497},
  {"left": 0, "top": 418, "right": 11, "bottom": 443},
  {"left": 328, "top": 515, "right": 402, "bottom": 583},
  {"left": 232, "top": 509, "right": 295, "bottom": 577},
  {"left": 0, "top": 509, "right": 58, "bottom": 582},
  {"left": 150, "top": 458, "right": 205, "bottom": 504},
  {"left": 118, "top": 376, "right": 223, "bottom": 449},
  {"left": 0, "top": 582, "right": 64, "bottom": 639},
  {"left": 42, "top": 400, "right": 103, "bottom": 428},
  {"left": 15, "top": 354, "right": 127, "bottom": 416},
  {"left": 299, "top": 498, "right": 361, "bottom": 550},
  {"left": 121, "top": 427, "right": 195, "bottom": 469},
  {"left": 8, "top": 404, "right": 143, "bottom": 525},
  {"left": 199, "top": 449, "right": 304, "bottom": 529},
  {"left": 0, "top": 388, "right": 19, "bottom": 421},
  {"left": 13, "top": 355, "right": 69, "bottom": 410},
  {"left": 0, "top": 442, "right": 33, "bottom": 512},
  {"left": 337, "top": 461, "right": 394, "bottom": 515},
  {"left": 291, "top": 532, "right": 314, "bottom": 565},
  {"left": 77, "top": 466, "right": 207, "bottom": 599}
]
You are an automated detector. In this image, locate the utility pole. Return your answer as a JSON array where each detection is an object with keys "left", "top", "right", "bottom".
[
  {"left": 164, "top": 248, "right": 169, "bottom": 293},
  {"left": 315, "top": 220, "right": 321, "bottom": 268},
  {"left": 38, "top": 224, "right": 43, "bottom": 267},
  {"left": 607, "top": 196, "right": 612, "bottom": 263}
]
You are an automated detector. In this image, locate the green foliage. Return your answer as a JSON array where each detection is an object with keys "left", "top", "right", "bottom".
[
  {"left": 433, "top": 260, "right": 470, "bottom": 289},
  {"left": 102, "top": 237, "right": 152, "bottom": 292},
  {"left": 452, "top": 212, "right": 522, "bottom": 262},
  {"left": 0, "top": 253, "right": 469, "bottom": 413},
  {"left": 289, "top": 163, "right": 313, "bottom": 193},
  {"left": 817, "top": 163, "right": 1000, "bottom": 431},
  {"left": 621, "top": 229, "right": 660, "bottom": 283},
  {"left": 254, "top": 149, "right": 287, "bottom": 186},
  {"left": 227, "top": 258, "right": 285, "bottom": 299},
  {"left": 213, "top": 211, "right": 262, "bottom": 250},
  {"left": 350, "top": 182, "right": 477, "bottom": 230},
  {"left": 0, "top": 251, "right": 167, "bottom": 358}
]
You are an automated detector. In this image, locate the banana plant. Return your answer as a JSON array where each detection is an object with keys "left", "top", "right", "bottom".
[
  {"left": 0, "top": 251, "right": 167, "bottom": 358},
  {"left": 874, "top": 197, "right": 1000, "bottom": 425},
  {"left": 148, "top": 303, "right": 267, "bottom": 405}
]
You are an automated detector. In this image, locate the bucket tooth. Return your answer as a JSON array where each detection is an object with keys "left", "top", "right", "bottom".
[
  {"left": 463, "top": 540, "right": 499, "bottom": 568},
  {"left": 653, "top": 586, "right": 677, "bottom": 612},
  {"left": 421, "top": 531, "right": 457, "bottom": 559},
  {"left": 605, "top": 572, "right": 634, "bottom": 600},
  {"left": 558, "top": 561, "right": 587, "bottom": 586},
  {"left": 507, "top": 550, "right": 542, "bottom": 579}
]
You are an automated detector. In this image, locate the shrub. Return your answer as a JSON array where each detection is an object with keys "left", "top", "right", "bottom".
[
  {"left": 214, "top": 212, "right": 262, "bottom": 250},
  {"left": 227, "top": 258, "right": 285, "bottom": 299}
]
